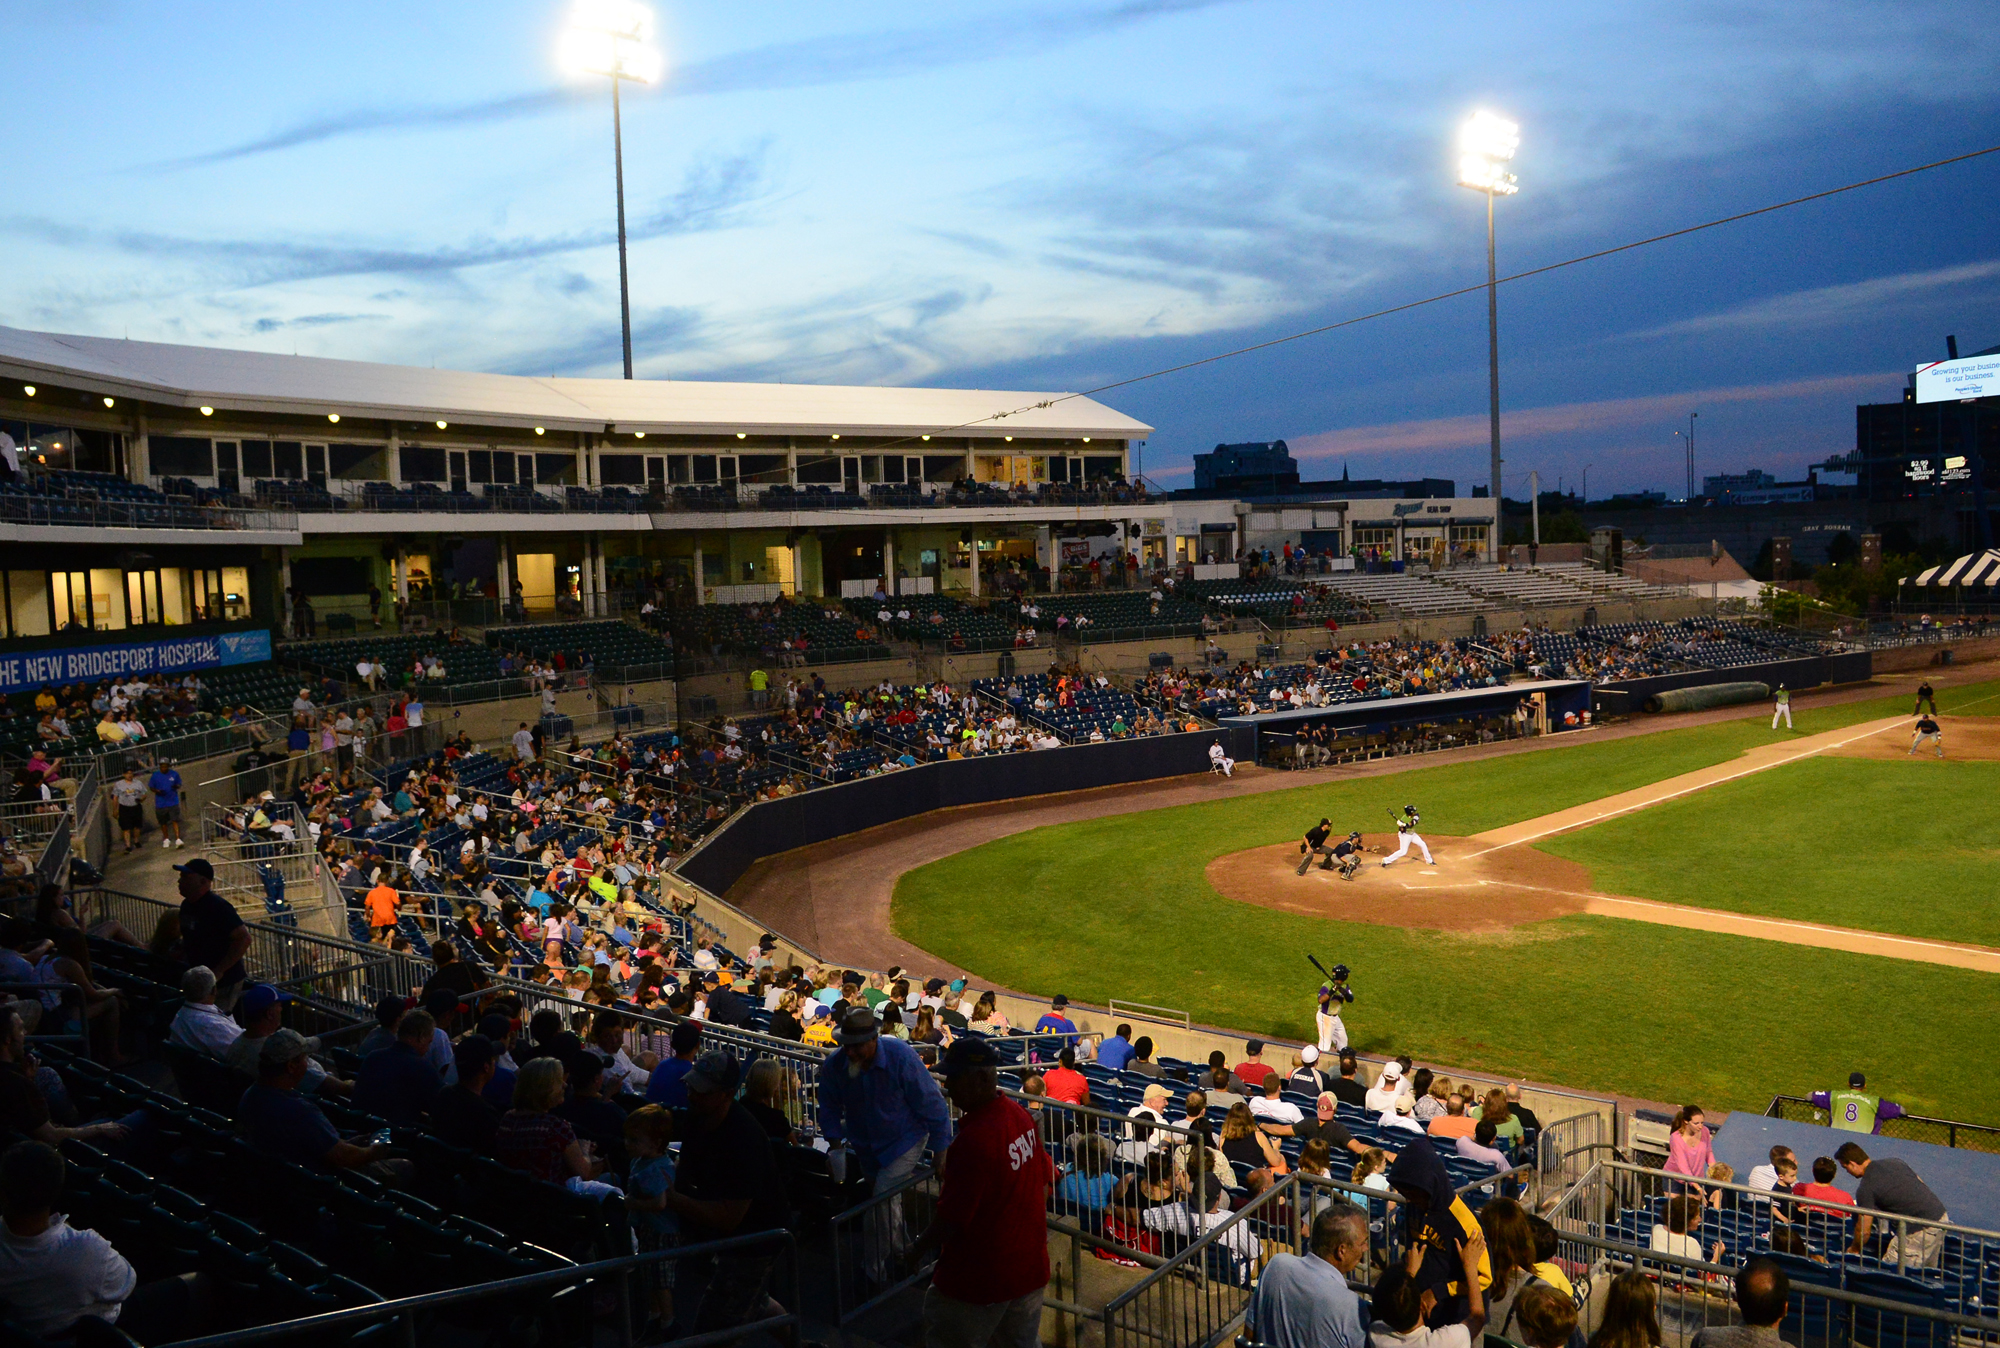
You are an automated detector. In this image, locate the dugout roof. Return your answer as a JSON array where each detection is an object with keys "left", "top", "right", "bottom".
[{"left": 1218, "top": 678, "right": 1594, "bottom": 737}]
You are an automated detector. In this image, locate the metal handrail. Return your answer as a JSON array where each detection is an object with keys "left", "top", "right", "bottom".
[
  {"left": 150, "top": 1228, "right": 800, "bottom": 1348},
  {"left": 1765, "top": 1092, "right": 2000, "bottom": 1152}
]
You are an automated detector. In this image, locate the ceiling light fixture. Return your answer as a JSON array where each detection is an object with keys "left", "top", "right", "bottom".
[
  {"left": 199, "top": 406, "right": 214, "bottom": 417},
  {"left": 103, "top": 397, "right": 115, "bottom": 408},
  {"left": 21, "top": 386, "right": 34, "bottom": 397},
  {"left": 534, "top": 427, "right": 545, "bottom": 436},
  {"left": 436, "top": 420, "right": 448, "bottom": 429},
  {"left": 635, "top": 431, "right": 646, "bottom": 438},
  {"left": 327, "top": 413, "right": 341, "bottom": 423}
]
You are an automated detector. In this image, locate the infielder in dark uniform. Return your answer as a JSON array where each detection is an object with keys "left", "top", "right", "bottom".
[
  {"left": 1297, "top": 818, "right": 1336, "bottom": 875},
  {"left": 1914, "top": 681, "right": 1937, "bottom": 715}
]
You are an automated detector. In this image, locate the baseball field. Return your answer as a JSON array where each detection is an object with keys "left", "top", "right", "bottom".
[{"left": 892, "top": 677, "right": 2000, "bottom": 1121}]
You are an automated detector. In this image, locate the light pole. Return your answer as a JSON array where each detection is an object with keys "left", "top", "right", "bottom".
[
  {"left": 1582, "top": 462, "right": 1591, "bottom": 505},
  {"left": 1458, "top": 111, "right": 1520, "bottom": 509},
  {"left": 1686, "top": 411, "right": 1698, "bottom": 501},
  {"left": 560, "top": 0, "right": 663, "bottom": 380}
]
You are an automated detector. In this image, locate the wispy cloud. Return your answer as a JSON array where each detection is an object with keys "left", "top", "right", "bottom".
[
  {"left": 248, "top": 312, "right": 387, "bottom": 333},
  {"left": 1287, "top": 372, "right": 1899, "bottom": 463},
  {"left": 4, "top": 145, "right": 770, "bottom": 291},
  {"left": 1624, "top": 260, "right": 2000, "bottom": 342},
  {"left": 150, "top": 90, "right": 578, "bottom": 170},
  {"left": 145, "top": 0, "right": 1248, "bottom": 169}
]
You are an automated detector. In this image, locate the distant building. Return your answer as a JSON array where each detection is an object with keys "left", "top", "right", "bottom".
[
  {"left": 1184, "top": 442, "right": 1451, "bottom": 500},
  {"left": 1192, "top": 441, "right": 1299, "bottom": 491},
  {"left": 1701, "top": 468, "right": 1819, "bottom": 506}
]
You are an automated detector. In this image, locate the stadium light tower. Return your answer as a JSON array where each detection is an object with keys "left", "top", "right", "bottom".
[
  {"left": 1457, "top": 110, "right": 1519, "bottom": 508},
  {"left": 559, "top": 0, "right": 663, "bottom": 380}
]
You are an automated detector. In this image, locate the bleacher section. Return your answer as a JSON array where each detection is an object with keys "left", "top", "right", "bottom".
[
  {"left": 489, "top": 620, "right": 676, "bottom": 677},
  {"left": 843, "top": 597, "right": 1022, "bottom": 652},
  {"left": 1177, "top": 579, "right": 1373, "bottom": 628},
  {"left": 282, "top": 634, "right": 505, "bottom": 693},
  {"left": 0, "top": 470, "right": 244, "bottom": 529},
  {"left": 1026, "top": 591, "right": 1207, "bottom": 640},
  {"left": 673, "top": 600, "right": 890, "bottom": 663}
]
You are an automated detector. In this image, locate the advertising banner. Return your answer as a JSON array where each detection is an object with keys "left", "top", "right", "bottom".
[
  {"left": 0, "top": 628, "right": 271, "bottom": 693},
  {"left": 1914, "top": 353, "right": 2000, "bottom": 403}
]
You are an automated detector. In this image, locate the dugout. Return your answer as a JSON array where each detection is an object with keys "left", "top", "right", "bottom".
[{"left": 1219, "top": 678, "right": 1593, "bottom": 764}]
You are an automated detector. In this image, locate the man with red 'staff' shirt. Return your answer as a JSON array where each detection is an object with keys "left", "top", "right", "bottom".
[{"left": 908, "top": 1037, "right": 1055, "bottom": 1348}]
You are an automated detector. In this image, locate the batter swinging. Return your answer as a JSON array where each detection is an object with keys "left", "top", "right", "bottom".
[{"left": 1380, "top": 804, "right": 1434, "bottom": 868}]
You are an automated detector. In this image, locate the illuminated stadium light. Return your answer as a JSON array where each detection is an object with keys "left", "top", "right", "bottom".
[
  {"left": 830, "top": 434, "right": 839, "bottom": 440},
  {"left": 199, "top": 406, "right": 213, "bottom": 416},
  {"left": 1456, "top": 110, "right": 1521, "bottom": 506},
  {"left": 21, "top": 386, "right": 33, "bottom": 397},
  {"left": 736, "top": 432, "right": 746, "bottom": 438},
  {"left": 103, "top": 396, "right": 115, "bottom": 408},
  {"left": 921, "top": 435, "right": 930, "bottom": 441},
  {"left": 534, "top": 426, "right": 545, "bottom": 435},
  {"left": 436, "top": 420, "right": 448, "bottom": 429},
  {"left": 327, "top": 413, "right": 340, "bottom": 423},
  {"left": 634, "top": 431, "right": 645, "bottom": 438},
  {"left": 1457, "top": 111, "right": 1519, "bottom": 194},
  {"left": 560, "top": 0, "right": 661, "bottom": 381}
]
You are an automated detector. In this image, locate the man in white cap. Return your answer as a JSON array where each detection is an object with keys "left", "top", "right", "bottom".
[
  {"left": 1364, "top": 1060, "right": 1408, "bottom": 1116},
  {"left": 1288, "top": 1047, "right": 1329, "bottom": 1096}
]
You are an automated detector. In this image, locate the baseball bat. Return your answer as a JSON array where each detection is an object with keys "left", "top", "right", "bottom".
[{"left": 1306, "top": 953, "right": 1335, "bottom": 984}]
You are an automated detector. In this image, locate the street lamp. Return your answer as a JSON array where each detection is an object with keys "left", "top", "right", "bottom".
[
  {"left": 1457, "top": 111, "right": 1519, "bottom": 508},
  {"left": 560, "top": 0, "right": 663, "bottom": 380}
]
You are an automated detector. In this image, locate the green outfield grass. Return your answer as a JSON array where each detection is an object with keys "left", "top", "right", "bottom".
[
  {"left": 892, "top": 678, "right": 2000, "bottom": 1119},
  {"left": 1539, "top": 756, "right": 2000, "bottom": 946}
]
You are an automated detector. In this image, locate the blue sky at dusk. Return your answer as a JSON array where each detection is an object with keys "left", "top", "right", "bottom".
[{"left": 3, "top": 1, "right": 1998, "bottom": 498}]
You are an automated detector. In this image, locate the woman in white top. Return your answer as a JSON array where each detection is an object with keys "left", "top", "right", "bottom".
[{"left": 1648, "top": 1194, "right": 1724, "bottom": 1267}]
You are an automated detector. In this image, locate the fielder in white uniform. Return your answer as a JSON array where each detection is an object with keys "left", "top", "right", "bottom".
[
  {"left": 1380, "top": 805, "right": 1434, "bottom": 867},
  {"left": 1208, "top": 741, "right": 1234, "bottom": 777},
  {"left": 1772, "top": 684, "right": 1792, "bottom": 729}
]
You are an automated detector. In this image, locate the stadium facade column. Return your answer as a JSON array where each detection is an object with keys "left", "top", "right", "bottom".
[
  {"left": 495, "top": 548, "right": 511, "bottom": 610},
  {"left": 883, "top": 530, "right": 895, "bottom": 595},
  {"left": 593, "top": 539, "right": 607, "bottom": 608},
  {"left": 395, "top": 545, "right": 409, "bottom": 602},
  {"left": 791, "top": 541, "right": 805, "bottom": 597},
  {"left": 386, "top": 427, "right": 401, "bottom": 485},
  {"left": 970, "top": 530, "right": 980, "bottom": 597},
  {"left": 130, "top": 413, "right": 149, "bottom": 485},
  {"left": 693, "top": 546, "right": 705, "bottom": 604}
]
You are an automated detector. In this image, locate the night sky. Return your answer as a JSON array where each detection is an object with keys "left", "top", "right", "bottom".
[{"left": 5, "top": 1, "right": 1998, "bottom": 497}]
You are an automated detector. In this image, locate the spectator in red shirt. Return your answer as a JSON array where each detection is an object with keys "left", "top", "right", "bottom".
[
  {"left": 1234, "top": 1039, "right": 1276, "bottom": 1092},
  {"left": 1042, "top": 1049, "right": 1091, "bottom": 1107},
  {"left": 909, "top": 1037, "right": 1055, "bottom": 1348},
  {"left": 1793, "top": 1156, "right": 1858, "bottom": 1218}
]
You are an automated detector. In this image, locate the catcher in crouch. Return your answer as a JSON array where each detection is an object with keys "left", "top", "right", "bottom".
[{"left": 1298, "top": 821, "right": 1367, "bottom": 879}]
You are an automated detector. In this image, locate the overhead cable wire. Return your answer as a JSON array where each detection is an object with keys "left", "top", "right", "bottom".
[{"left": 864, "top": 141, "right": 2000, "bottom": 455}]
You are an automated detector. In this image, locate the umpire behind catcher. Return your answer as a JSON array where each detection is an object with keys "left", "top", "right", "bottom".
[{"left": 1297, "top": 818, "right": 1336, "bottom": 875}]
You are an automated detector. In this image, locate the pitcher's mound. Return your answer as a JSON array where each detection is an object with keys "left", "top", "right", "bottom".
[
  {"left": 1204, "top": 834, "right": 1597, "bottom": 932},
  {"left": 1823, "top": 715, "right": 2000, "bottom": 762}
]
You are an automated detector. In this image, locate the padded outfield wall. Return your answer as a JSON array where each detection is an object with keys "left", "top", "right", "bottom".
[
  {"left": 675, "top": 724, "right": 1258, "bottom": 899},
  {"left": 1604, "top": 650, "right": 1871, "bottom": 705}
]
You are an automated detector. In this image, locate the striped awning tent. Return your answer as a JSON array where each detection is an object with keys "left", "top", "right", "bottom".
[{"left": 1912, "top": 549, "right": 2000, "bottom": 586}]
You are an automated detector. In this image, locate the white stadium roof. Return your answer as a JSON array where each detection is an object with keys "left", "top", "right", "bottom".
[{"left": 0, "top": 325, "right": 1152, "bottom": 440}]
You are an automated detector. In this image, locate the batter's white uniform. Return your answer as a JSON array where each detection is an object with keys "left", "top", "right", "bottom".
[
  {"left": 1209, "top": 743, "right": 1234, "bottom": 777},
  {"left": 1316, "top": 1005, "right": 1348, "bottom": 1053},
  {"left": 1381, "top": 816, "right": 1433, "bottom": 867}
]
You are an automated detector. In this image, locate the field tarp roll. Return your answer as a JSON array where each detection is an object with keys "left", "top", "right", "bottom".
[
  {"left": 1644, "top": 682, "right": 1770, "bottom": 714},
  {"left": 675, "top": 724, "right": 1258, "bottom": 900},
  {"left": 1604, "top": 651, "right": 1869, "bottom": 705}
]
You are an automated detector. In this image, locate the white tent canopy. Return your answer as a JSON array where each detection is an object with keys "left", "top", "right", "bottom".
[{"left": 1911, "top": 549, "right": 2000, "bottom": 587}]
